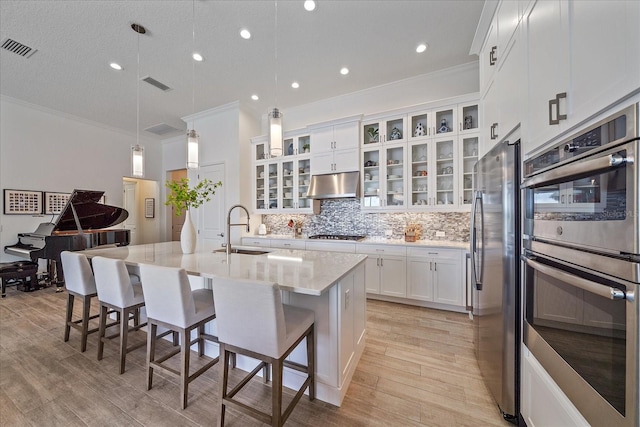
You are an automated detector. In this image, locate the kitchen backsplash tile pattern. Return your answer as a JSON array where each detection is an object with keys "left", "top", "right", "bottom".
[{"left": 261, "top": 199, "right": 470, "bottom": 241}]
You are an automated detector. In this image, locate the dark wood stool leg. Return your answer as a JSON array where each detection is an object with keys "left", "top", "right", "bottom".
[
  {"left": 180, "top": 326, "right": 190, "bottom": 410},
  {"left": 147, "top": 322, "right": 157, "bottom": 390},
  {"left": 307, "top": 327, "right": 315, "bottom": 400},
  {"left": 64, "top": 292, "right": 75, "bottom": 342},
  {"left": 272, "top": 359, "right": 283, "bottom": 427},
  {"left": 198, "top": 324, "right": 205, "bottom": 356},
  {"left": 80, "top": 294, "right": 92, "bottom": 352},
  {"left": 97, "top": 304, "right": 108, "bottom": 360},
  {"left": 217, "top": 344, "right": 229, "bottom": 427},
  {"left": 119, "top": 307, "right": 129, "bottom": 374}
]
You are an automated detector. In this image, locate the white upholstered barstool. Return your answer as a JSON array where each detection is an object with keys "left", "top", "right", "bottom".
[
  {"left": 61, "top": 251, "right": 111, "bottom": 352},
  {"left": 212, "top": 277, "right": 315, "bottom": 427},
  {"left": 92, "top": 256, "right": 146, "bottom": 374},
  {"left": 139, "top": 263, "right": 220, "bottom": 409}
]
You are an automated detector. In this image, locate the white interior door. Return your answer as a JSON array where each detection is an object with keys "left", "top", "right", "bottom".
[
  {"left": 198, "top": 163, "right": 225, "bottom": 251},
  {"left": 123, "top": 181, "right": 138, "bottom": 245},
  {"left": 170, "top": 170, "right": 187, "bottom": 241}
]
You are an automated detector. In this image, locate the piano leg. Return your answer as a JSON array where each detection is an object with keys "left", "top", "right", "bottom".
[{"left": 49, "top": 259, "right": 64, "bottom": 292}]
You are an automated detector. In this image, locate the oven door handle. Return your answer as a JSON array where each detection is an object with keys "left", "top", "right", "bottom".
[
  {"left": 524, "top": 257, "right": 626, "bottom": 300},
  {"left": 522, "top": 153, "right": 629, "bottom": 188}
]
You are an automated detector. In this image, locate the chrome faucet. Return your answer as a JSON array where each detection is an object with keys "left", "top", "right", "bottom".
[{"left": 224, "top": 204, "right": 250, "bottom": 255}]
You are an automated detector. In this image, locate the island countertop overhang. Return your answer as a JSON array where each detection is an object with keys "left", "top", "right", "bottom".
[{"left": 79, "top": 241, "right": 367, "bottom": 296}]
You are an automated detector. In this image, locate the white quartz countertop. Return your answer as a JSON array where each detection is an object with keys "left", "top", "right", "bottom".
[
  {"left": 248, "top": 234, "right": 469, "bottom": 250},
  {"left": 80, "top": 241, "right": 366, "bottom": 296}
]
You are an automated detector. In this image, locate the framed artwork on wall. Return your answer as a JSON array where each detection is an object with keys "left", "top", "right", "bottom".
[
  {"left": 3, "top": 189, "right": 43, "bottom": 215},
  {"left": 44, "top": 192, "right": 70, "bottom": 214}
]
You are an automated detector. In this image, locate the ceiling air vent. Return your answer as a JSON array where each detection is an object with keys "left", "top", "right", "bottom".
[
  {"left": 145, "top": 123, "right": 182, "bottom": 136},
  {"left": 141, "top": 75, "right": 172, "bottom": 92},
  {"left": 1, "top": 37, "right": 37, "bottom": 58}
]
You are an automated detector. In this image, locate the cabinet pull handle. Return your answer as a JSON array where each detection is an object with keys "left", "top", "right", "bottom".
[
  {"left": 375, "top": 249, "right": 385, "bottom": 252},
  {"left": 490, "top": 123, "right": 498, "bottom": 140},
  {"left": 460, "top": 196, "right": 463, "bottom": 205},
  {"left": 430, "top": 261, "right": 433, "bottom": 271},
  {"left": 568, "top": 194, "right": 572, "bottom": 204},
  {"left": 548, "top": 92, "right": 567, "bottom": 125},
  {"left": 380, "top": 258, "right": 383, "bottom": 267},
  {"left": 459, "top": 122, "right": 462, "bottom": 132},
  {"left": 489, "top": 46, "right": 497, "bottom": 66},
  {"left": 561, "top": 194, "right": 565, "bottom": 203},
  {"left": 376, "top": 257, "right": 380, "bottom": 267},
  {"left": 434, "top": 262, "right": 437, "bottom": 272}
]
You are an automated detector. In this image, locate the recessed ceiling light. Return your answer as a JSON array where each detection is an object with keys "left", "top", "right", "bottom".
[
  {"left": 291, "top": 82, "right": 300, "bottom": 89},
  {"left": 304, "top": 1, "right": 316, "bottom": 12},
  {"left": 340, "top": 67, "right": 349, "bottom": 75},
  {"left": 416, "top": 43, "right": 428, "bottom": 53},
  {"left": 240, "top": 29, "right": 251, "bottom": 40},
  {"left": 110, "top": 62, "right": 123, "bottom": 71},
  {"left": 192, "top": 52, "right": 204, "bottom": 62},
  {"left": 251, "top": 94, "right": 259, "bottom": 101}
]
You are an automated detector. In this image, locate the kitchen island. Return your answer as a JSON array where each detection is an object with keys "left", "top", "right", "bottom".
[{"left": 80, "top": 241, "right": 367, "bottom": 407}]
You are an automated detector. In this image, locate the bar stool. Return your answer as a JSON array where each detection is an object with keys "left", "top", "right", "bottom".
[
  {"left": 61, "top": 251, "right": 107, "bottom": 352},
  {"left": 139, "top": 263, "right": 219, "bottom": 409},
  {"left": 92, "top": 256, "right": 146, "bottom": 374},
  {"left": 212, "top": 277, "right": 315, "bottom": 427}
]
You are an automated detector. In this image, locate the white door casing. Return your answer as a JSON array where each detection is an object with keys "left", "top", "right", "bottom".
[{"left": 198, "top": 163, "right": 225, "bottom": 251}]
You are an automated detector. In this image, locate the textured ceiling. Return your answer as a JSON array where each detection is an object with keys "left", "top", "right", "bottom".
[{"left": 0, "top": 0, "right": 483, "bottom": 139}]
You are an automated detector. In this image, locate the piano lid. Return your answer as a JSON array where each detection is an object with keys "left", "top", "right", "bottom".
[{"left": 53, "top": 189, "right": 129, "bottom": 232}]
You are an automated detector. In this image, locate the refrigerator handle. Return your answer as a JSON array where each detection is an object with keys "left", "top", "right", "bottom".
[{"left": 470, "top": 191, "right": 484, "bottom": 290}]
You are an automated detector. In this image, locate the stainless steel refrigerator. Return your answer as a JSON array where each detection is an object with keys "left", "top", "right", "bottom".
[{"left": 471, "top": 138, "right": 520, "bottom": 424}]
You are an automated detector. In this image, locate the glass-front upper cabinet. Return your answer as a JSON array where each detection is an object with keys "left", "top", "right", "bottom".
[
  {"left": 434, "top": 137, "right": 456, "bottom": 206},
  {"left": 362, "top": 143, "right": 406, "bottom": 210},
  {"left": 409, "top": 142, "right": 430, "bottom": 207},
  {"left": 458, "top": 102, "right": 479, "bottom": 134},
  {"left": 361, "top": 115, "right": 407, "bottom": 146},
  {"left": 283, "top": 132, "right": 311, "bottom": 156},
  {"left": 407, "top": 104, "right": 459, "bottom": 142},
  {"left": 254, "top": 160, "right": 280, "bottom": 212},
  {"left": 460, "top": 135, "right": 479, "bottom": 206},
  {"left": 280, "top": 157, "right": 312, "bottom": 212}
]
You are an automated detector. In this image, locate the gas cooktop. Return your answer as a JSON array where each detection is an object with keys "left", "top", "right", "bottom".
[{"left": 308, "top": 234, "right": 366, "bottom": 241}]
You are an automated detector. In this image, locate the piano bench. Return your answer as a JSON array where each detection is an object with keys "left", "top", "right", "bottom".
[{"left": 0, "top": 261, "right": 40, "bottom": 297}]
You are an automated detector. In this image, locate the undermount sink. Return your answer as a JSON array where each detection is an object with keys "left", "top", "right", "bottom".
[{"left": 213, "top": 248, "right": 269, "bottom": 255}]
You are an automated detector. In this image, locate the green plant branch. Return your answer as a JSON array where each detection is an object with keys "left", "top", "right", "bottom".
[{"left": 165, "top": 178, "right": 222, "bottom": 216}]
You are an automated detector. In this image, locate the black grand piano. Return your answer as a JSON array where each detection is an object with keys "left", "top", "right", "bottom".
[{"left": 4, "top": 189, "right": 130, "bottom": 288}]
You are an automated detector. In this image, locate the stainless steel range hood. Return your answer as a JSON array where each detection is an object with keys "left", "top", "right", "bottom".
[{"left": 306, "top": 171, "right": 360, "bottom": 199}]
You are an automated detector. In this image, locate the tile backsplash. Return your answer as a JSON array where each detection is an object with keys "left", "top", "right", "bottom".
[{"left": 260, "top": 199, "right": 470, "bottom": 241}]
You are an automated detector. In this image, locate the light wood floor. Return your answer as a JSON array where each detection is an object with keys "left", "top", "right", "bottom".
[{"left": 0, "top": 286, "right": 512, "bottom": 426}]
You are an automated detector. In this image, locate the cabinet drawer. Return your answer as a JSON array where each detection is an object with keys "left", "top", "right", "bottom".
[
  {"left": 406, "top": 247, "right": 461, "bottom": 259},
  {"left": 241, "top": 237, "right": 270, "bottom": 247},
  {"left": 269, "top": 239, "right": 306, "bottom": 250},
  {"left": 356, "top": 244, "right": 406, "bottom": 257},
  {"left": 305, "top": 241, "right": 356, "bottom": 253}
]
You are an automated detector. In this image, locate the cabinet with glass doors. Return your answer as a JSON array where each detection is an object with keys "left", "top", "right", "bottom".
[{"left": 362, "top": 143, "right": 407, "bottom": 210}]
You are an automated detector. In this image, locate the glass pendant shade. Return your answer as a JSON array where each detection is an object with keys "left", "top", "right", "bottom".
[
  {"left": 187, "top": 129, "right": 199, "bottom": 169},
  {"left": 132, "top": 144, "right": 144, "bottom": 178},
  {"left": 269, "top": 108, "right": 283, "bottom": 157}
]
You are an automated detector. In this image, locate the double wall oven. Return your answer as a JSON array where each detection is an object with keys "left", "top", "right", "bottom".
[{"left": 522, "top": 102, "right": 639, "bottom": 427}]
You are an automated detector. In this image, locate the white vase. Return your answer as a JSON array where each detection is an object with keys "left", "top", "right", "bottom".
[{"left": 180, "top": 210, "right": 196, "bottom": 254}]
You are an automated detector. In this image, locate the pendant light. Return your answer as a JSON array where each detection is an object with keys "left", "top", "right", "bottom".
[
  {"left": 131, "top": 23, "right": 146, "bottom": 178},
  {"left": 268, "top": 0, "right": 283, "bottom": 157},
  {"left": 186, "top": 0, "right": 199, "bottom": 169}
]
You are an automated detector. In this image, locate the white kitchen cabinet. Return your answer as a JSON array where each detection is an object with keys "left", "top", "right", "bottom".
[
  {"left": 479, "top": 17, "right": 523, "bottom": 158},
  {"left": 406, "top": 248, "right": 464, "bottom": 307},
  {"left": 361, "top": 114, "right": 407, "bottom": 146},
  {"left": 524, "top": 0, "right": 640, "bottom": 154},
  {"left": 361, "top": 143, "right": 407, "bottom": 211},
  {"left": 479, "top": 16, "right": 498, "bottom": 94},
  {"left": 459, "top": 134, "right": 479, "bottom": 206},
  {"left": 356, "top": 245, "right": 407, "bottom": 298},
  {"left": 522, "top": 347, "right": 590, "bottom": 427},
  {"left": 407, "top": 136, "right": 458, "bottom": 209},
  {"left": 408, "top": 105, "right": 458, "bottom": 142},
  {"left": 458, "top": 102, "right": 480, "bottom": 135},
  {"left": 525, "top": 0, "right": 570, "bottom": 148},
  {"left": 253, "top": 159, "right": 280, "bottom": 213},
  {"left": 280, "top": 156, "right": 313, "bottom": 212},
  {"left": 268, "top": 239, "right": 306, "bottom": 250},
  {"left": 310, "top": 118, "right": 360, "bottom": 174},
  {"left": 304, "top": 240, "right": 356, "bottom": 254},
  {"left": 283, "top": 132, "right": 311, "bottom": 157},
  {"left": 241, "top": 237, "right": 271, "bottom": 247}
]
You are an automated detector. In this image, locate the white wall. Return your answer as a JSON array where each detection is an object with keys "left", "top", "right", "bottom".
[
  {"left": 272, "top": 62, "right": 480, "bottom": 132},
  {"left": 0, "top": 96, "right": 162, "bottom": 262}
]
